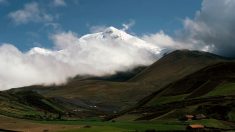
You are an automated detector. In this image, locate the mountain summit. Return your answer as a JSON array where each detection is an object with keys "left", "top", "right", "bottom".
[
  {"left": 79, "top": 26, "right": 162, "bottom": 54},
  {"left": 29, "top": 26, "right": 162, "bottom": 56}
]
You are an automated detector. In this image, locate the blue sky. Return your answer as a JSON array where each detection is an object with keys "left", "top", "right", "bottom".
[{"left": 0, "top": 0, "right": 202, "bottom": 51}]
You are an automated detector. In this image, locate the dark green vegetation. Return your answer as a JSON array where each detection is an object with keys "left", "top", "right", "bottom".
[{"left": 1, "top": 50, "right": 235, "bottom": 131}]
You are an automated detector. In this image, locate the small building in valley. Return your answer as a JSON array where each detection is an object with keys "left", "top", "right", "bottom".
[
  {"left": 186, "top": 124, "right": 205, "bottom": 131},
  {"left": 182, "top": 114, "right": 194, "bottom": 121}
]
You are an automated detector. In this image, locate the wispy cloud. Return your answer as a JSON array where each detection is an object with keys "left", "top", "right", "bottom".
[
  {"left": 89, "top": 20, "right": 136, "bottom": 33},
  {"left": 0, "top": 0, "right": 8, "bottom": 6},
  {"left": 122, "top": 20, "right": 135, "bottom": 31},
  {"left": 8, "top": 2, "right": 53, "bottom": 24},
  {"left": 142, "top": 31, "right": 184, "bottom": 50},
  {"left": 0, "top": 0, "right": 6, "bottom": 4},
  {"left": 52, "top": 0, "right": 66, "bottom": 7}
]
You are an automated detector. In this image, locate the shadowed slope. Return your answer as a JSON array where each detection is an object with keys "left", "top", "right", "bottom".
[{"left": 130, "top": 50, "right": 229, "bottom": 85}]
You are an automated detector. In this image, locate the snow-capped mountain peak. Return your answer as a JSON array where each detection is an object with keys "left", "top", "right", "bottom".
[
  {"left": 79, "top": 26, "right": 131, "bottom": 41},
  {"left": 102, "top": 26, "right": 132, "bottom": 40},
  {"left": 79, "top": 26, "right": 162, "bottom": 54},
  {"left": 28, "top": 26, "right": 162, "bottom": 56}
]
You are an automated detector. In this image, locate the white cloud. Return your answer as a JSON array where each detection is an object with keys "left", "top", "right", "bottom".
[
  {"left": 122, "top": 20, "right": 135, "bottom": 31},
  {"left": 143, "top": 0, "right": 235, "bottom": 57},
  {"left": 8, "top": 2, "right": 53, "bottom": 24},
  {"left": 51, "top": 31, "right": 79, "bottom": 49},
  {"left": 0, "top": 27, "right": 160, "bottom": 90},
  {"left": 142, "top": 30, "right": 212, "bottom": 53},
  {"left": 53, "top": 0, "right": 66, "bottom": 7},
  {"left": 89, "top": 20, "right": 135, "bottom": 33},
  {"left": 0, "top": 44, "right": 72, "bottom": 90},
  {"left": 142, "top": 31, "right": 181, "bottom": 49},
  {"left": 178, "top": 0, "right": 235, "bottom": 57}
]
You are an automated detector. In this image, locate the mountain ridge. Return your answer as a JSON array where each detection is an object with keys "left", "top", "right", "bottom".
[
  {"left": 129, "top": 49, "right": 231, "bottom": 83},
  {"left": 1, "top": 50, "right": 235, "bottom": 125}
]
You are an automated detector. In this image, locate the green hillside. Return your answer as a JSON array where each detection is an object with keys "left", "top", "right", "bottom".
[{"left": 1, "top": 50, "right": 235, "bottom": 131}]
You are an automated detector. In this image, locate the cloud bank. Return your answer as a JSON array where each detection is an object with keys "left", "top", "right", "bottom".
[
  {"left": 0, "top": 28, "right": 159, "bottom": 90},
  {"left": 143, "top": 0, "right": 235, "bottom": 57},
  {"left": 180, "top": 0, "right": 235, "bottom": 57}
]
